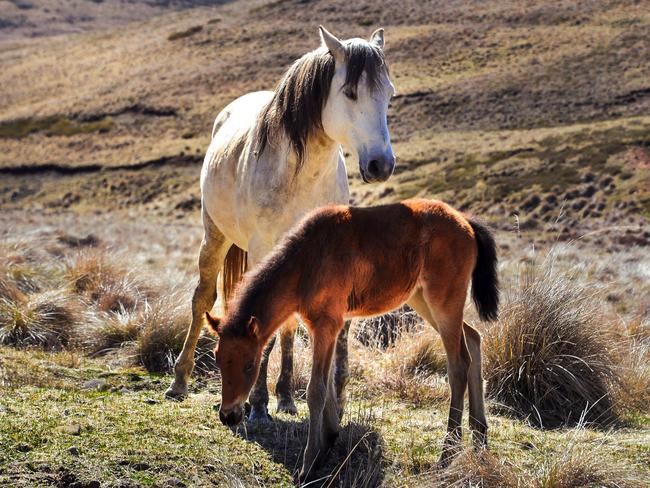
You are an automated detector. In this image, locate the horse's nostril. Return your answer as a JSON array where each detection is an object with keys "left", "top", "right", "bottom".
[{"left": 368, "top": 159, "right": 380, "bottom": 176}]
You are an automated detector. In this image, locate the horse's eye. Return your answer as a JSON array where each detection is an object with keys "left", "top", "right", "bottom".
[
  {"left": 343, "top": 89, "right": 356, "bottom": 101},
  {"left": 244, "top": 361, "right": 254, "bottom": 374}
]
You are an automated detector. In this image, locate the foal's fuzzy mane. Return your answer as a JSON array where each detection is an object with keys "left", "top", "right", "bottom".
[
  {"left": 218, "top": 210, "right": 327, "bottom": 338},
  {"left": 255, "top": 39, "right": 387, "bottom": 175}
]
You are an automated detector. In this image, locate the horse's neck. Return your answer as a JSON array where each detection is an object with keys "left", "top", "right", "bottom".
[{"left": 291, "top": 133, "right": 341, "bottom": 182}]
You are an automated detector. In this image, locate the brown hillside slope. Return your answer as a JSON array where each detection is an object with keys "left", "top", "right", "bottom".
[{"left": 0, "top": 0, "right": 648, "bottom": 233}]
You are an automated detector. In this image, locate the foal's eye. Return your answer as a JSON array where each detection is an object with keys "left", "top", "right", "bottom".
[{"left": 244, "top": 361, "right": 254, "bottom": 375}]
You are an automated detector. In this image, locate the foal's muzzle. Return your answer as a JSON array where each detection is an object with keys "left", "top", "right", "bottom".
[
  {"left": 360, "top": 154, "right": 395, "bottom": 183},
  {"left": 219, "top": 406, "right": 244, "bottom": 426}
]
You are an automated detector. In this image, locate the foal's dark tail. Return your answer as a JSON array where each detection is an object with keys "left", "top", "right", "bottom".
[{"left": 468, "top": 219, "right": 499, "bottom": 322}]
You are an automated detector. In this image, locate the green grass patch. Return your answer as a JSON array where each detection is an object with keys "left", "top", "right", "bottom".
[{"left": 0, "top": 116, "right": 114, "bottom": 139}]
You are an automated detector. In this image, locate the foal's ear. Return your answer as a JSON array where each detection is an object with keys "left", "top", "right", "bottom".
[
  {"left": 247, "top": 316, "right": 260, "bottom": 337},
  {"left": 204, "top": 312, "right": 221, "bottom": 335},
  {"left": 369, "top": 28, "right": 384, "bottom": 49},
  {"left": 319, "top": 25, "right": 345, "bottom": 64}
]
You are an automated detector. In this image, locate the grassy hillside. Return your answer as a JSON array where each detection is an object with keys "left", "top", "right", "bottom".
[{"left": 0, "top": 0, "right": 648, "bottom": 235}]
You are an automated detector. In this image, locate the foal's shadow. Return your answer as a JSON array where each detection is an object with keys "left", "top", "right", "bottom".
[{"left": 235, "top": 415, "right": 384, "bottom": 487}]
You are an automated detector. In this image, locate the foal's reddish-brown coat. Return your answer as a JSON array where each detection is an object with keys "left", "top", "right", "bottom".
[{"left": 208, "top": 198, "right": 499, "bottom": 480}]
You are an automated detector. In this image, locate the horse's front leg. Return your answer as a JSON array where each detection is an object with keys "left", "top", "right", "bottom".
[
  {"left": 165, "top": 215, "right": 230, "bottom": 401},
  {"left": 275, "top": 317, "right": 299, "bottom": 415},
  {"left": 300, "top": 321, "right": 340, "bottom": 482}
]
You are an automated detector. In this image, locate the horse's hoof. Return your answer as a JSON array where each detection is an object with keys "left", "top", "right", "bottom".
[
  {"left": 164, "top": 384, "right": 188, "bottom": 402},
  {"left": 436, "top": 449, "right": 458, "bottom": 470},
  {"left": 276, "top": 398, "right": 298, "bottom": 416},
  {"left": 248, "top": 405, "right": 273, "bottom": 423}
]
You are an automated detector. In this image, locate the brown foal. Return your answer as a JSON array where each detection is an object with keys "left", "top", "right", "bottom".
[{"left": 206, "top": 198, "right": 499, "bottom": 480}]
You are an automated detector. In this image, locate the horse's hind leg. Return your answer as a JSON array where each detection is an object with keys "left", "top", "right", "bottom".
[
  {"left": 463, "top": 322, "right": 488, "bottom": 449},
  {"left": 421, "top": 285, "right": 470, "bottom": 468},
  {"left": 275, "top": 317, "right": 299, "bottom": 415},
  {"left": 165, "top": 213, "right": 230, "bottom": 400},
  {"left": 437, "top": 313, "right": 470, "bottom": 467},
  {"left": 334, "top": 320, "right": 351, "bottom": 418}
]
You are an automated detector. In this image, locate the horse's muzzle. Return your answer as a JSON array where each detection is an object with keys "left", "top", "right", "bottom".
[{"left": 360, "top": 154, "right": 395, "bottom": 183}]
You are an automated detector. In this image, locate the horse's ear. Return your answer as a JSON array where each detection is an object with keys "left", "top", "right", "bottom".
[
  {"left": 247, "top": 316, "right": 260, "bottom": 337},
  {"left": 319, "top": 25, "right": 345, "bottom": 64},
  {"left": 369, "top": 28, "right": 384, "bottom": 49},
  {"left": 205, "top": 312, "right": 221, "bottom": 335}
]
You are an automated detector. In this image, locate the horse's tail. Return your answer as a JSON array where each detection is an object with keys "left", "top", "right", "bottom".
[
  {"left": 221, "top": 244, "right": 248, "bottom": 310},
  {"left": 468, "top": 218, "right": 499, "bottom": 322}
]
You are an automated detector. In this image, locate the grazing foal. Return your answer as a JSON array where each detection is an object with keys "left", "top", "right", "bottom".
[{"left": 207, "top": 198, "right": 499, "bottom": 479}]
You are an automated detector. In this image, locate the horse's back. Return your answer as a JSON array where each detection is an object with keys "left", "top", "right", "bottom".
[{"left": 210, "top": 91, "right": 274, "bottom": 140}]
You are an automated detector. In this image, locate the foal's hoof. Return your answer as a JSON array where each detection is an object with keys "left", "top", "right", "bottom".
[
  {"left": 276, "top": 398, "right": 298, "bottom": 416},
  {"left": 248, "top": 404, "right": 273, "bottom": 423},
  {"left": 164, "top": 383, "right": 188, "bottom": 402}
]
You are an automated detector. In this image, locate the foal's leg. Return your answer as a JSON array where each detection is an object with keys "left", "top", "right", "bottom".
[
  {"left": 334, "top": 320, "right": 351, "bottom": 418},
  {"left": 463, "top": 322, "right": 488, "bottom": 449},
  {"left": 300, "top": 321, "right": 340, "bottom": 482},
  {"left": 248, "top": 336, "right": 276, "bottom": 422},
  {"left": 275, "top": 317, "right": 299, "bottom": 415},
  {"left": 433, "top": 309, "right": 470, "bottom": 468},
  {"left": 165, "top": 214, "right": 230, "bottom": 400}
]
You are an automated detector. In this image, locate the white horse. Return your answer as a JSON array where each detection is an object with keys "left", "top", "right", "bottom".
[{"left": 165, "top": 26, "right": 396, "bottom": 421}]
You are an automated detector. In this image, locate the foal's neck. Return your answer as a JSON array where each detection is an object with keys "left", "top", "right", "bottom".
[{"left": 234, "top": 257, "right": 301, "bottom": 346}]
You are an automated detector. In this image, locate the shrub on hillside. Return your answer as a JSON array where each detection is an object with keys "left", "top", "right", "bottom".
[{"left": 483, "top": 261, "right": 620, "bottom": 428}]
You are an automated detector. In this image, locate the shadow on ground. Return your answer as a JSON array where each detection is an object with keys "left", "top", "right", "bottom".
[{"left": 236, "top": 416, "right": 384, "bottom": 487}]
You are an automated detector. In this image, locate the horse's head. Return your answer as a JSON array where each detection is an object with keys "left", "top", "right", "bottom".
[
  {"left": 205, "top": 312, "right": 263, "bottom": 427},
  {"left": 320, "top": 26, "right": 396, "bottom": 183}
]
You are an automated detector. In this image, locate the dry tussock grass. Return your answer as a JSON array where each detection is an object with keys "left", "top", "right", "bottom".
[
  {"left": 425, "top": 435, "right": 645, "bottom": 488},
  {"left": 0, "top": 290, "right": 81, "bottom": 350},
  {"left": 483, "top": 259, "right": 622, "bottom": 427},
  {"left": 136, "top": 292, "right": 216, "bottom": 374},
  {"left": 65, "top": 248, "right": 154, "bottom": 312},
  {"left": 0, "top": 235, "right": 218, "bottom": 373}
]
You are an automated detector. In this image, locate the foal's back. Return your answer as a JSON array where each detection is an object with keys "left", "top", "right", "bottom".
[{"left": 294, "top": 199, "right": 478, "bottom": 318}]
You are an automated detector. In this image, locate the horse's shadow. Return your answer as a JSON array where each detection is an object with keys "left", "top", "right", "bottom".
[{"left": 235, "top": 415, "right": 384, "bottom": 487}]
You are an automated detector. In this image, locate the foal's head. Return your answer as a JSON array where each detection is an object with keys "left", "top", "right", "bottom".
[
  {"left": 257, "top": 26, "right": 396, "bottom": 182},
  {"left": 205, "top": 312, "right": 263, "bottom": 427}
]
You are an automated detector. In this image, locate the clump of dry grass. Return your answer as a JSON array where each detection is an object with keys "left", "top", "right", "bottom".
[
  {"left": 532, "top": 433, "right": 645, "bottom": 488},
  {"left": 82, "top": 308, "right": 142, "bottom": 356},
  {"left": 483, "top": 260, "right": 621, "bottom": 428},
  {"left": 429, "top": 435, "right": 645, "bottom": 488},
  {"left": 434, "top": 449, "right": 522, "bottom": 488},
  {"left": 136, "top": 293, "right": 216, "bottom": 374},
  {"left": 0, "top": 290, "right": 80, "bottom": 350},
  {"left": 351, "top": 327, "right": 449, "bottom": 407},
  {"left": 65, "top": 249, "right": 153, "bottom": 312},
  {"left": 614, "top": 315, "right": 650, "bottom": 416},
  {"left": 404, "top": 336, "right": 447, "bottom": 377}
]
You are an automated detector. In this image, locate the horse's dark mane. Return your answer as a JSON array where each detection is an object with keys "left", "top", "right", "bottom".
[{"left": 255, "top": 39, "right": 387, "bottom": 176}]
